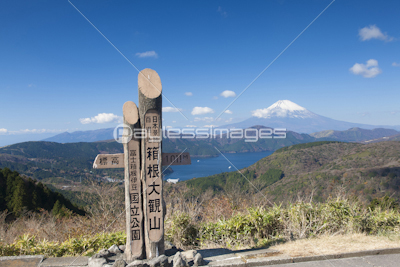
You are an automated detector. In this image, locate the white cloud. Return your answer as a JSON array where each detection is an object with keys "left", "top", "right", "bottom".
[
  {"left": 224, "top": 110, "right": 233, "bottom": 114},
  {"left": 162, "top": 107, "right": 182, "bottom": 112},
  {"left": 220, "top": 90, "right": 236, "bottom": 98},
  {"left": 185, "top": 125, "right": 197, "bottom": 127},
  {"left": 79, "top": 113, "right": 122, "bottom": 124},
  {"left": 392, "top": 62, "right": 400, "bottom": 67},
  {"left": 185, "top": 92, "right": 193, "bottom": 96},
  {"left": 135, "top": 51, "right": 158, "bottom": 58},
  {"left": 165, "top": 126, "right": 172, "bottom": 129},
  {"left": 3, "top": 129, "right": 66, "bottom": 135},
  {"left": 194, "top": 117, "right": 214, "bottom": 122},
  {"left": 191, "top": 107, "right": 214, "bottom": 115},
  {"left": 349, "top": 59, "right": 382, "bottom": 78},
  {"left": 204, "top": 125, "right": 216, "bottom": 128},
  {"left": 172, "top": 121, "right": 176, "bottom": 123},
  {"left": 252, "top": 109, "right": 269, "bottom": 118},
  {"left": 217, "top": 6, "right": 227, "bottom": 18},
  {"left": 212, "top": 96, "right": 218, "bottom": 100},
  {"left": 225, "top": 118, "right": 233, "bottom": 123},
  {"left": 359, "top": 25, "right": 393, "bottom": 42}
]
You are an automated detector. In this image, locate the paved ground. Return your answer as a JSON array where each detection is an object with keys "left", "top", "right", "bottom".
[
  {"left": 274, "top": 253, "right": 400, "bottom": 267},
  {"left": 1, "top": 248, "right": 400, "bottom": 266}
]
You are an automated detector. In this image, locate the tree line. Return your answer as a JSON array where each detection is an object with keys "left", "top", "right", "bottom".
[{"left": 0, "top": 168, "right": 85, "bottom": 217}]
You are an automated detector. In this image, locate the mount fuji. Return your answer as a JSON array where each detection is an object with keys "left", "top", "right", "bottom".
[{"left": 222, "top": 100, "right": 400, "bottom": 133}]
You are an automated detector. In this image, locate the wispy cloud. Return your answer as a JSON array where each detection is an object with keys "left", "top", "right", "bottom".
[
  {"left": 191, "top": 107, "right": 214, "bottom": 115},
  {"left": 79, "top": 113, "right": 122, "bottom": 124},
  {"left": 349, "top": 59, "right": 382, "bottom": 78},
  {"left": 357, "top": 111, "right": 371, "bottom": 117},
  {"left": 392, "top": 62, "right": 400, "bottom": 67},
  {"left": 135, "top": 51, "right": 158, "bottom": 58},
  {"left": 217, "top": 6, "right": 227, "bottom": 18},
  {"left": 162, "top": 107, "right": 182, "bottom": 112},
  {"left": 194, "top": 117, "right": 214, "bottom": 122},
  {"left": 224, "top": 110, "right": 233, "bottom": 114},
  {"left": 185, "top": 92, "right": 193, "bottom": 96},
  {"left": 1, "top": 128, "right": 67, "bottom": 135},
  {"left": 185, "top": 125, "right": 197, "bottom": 127},
  {"left": 359, "top": 25, "right": 393, "bottom": 42},
  {"left": 220, "top": 90, "right": 236, "bottom": 98}
]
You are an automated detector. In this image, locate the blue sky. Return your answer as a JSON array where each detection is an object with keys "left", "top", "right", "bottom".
[{"left": 0, "top": 0, "right": 399, "bottom": 146}]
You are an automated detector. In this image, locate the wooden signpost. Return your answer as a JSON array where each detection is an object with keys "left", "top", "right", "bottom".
[{"left": 92, "top": 69, "right": 191, "bottom": 261}]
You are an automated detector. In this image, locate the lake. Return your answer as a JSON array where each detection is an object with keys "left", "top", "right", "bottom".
[{"left": 163, "top": 151, "right": 274, "bottom": 181}]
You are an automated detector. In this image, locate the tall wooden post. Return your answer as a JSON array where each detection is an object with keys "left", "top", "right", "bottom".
[
  {"left": 122, "top": 101, "right": 144, "bottom": 261},
  {"left": 138, "top": 68, "right": 164, "bottom": 259},
  {"left": 93, "top": 69, "right": 191, "bottom": 261}
]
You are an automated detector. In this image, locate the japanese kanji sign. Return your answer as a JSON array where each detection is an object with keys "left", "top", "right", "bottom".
[
  {"left": 93, "top": 153, "right": 124, "bottom": 169},
  {"left": 162, "top": 152, "right": 191, "bottom": 166},
  {"left": 144, "top": 109, "right": 163, "bottom": 242},
  {"left": 93, "top": 152, "right": 191, "bottom": 168},
  {"left": 127, "top": 138, "right": 143, "bottom": 257}
]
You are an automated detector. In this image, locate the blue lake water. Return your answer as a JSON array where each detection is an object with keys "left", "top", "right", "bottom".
[{"left": 164, "top": 151, "right": 274, "bottom": 181}]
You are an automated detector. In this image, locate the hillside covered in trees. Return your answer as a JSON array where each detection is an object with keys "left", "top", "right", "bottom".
[
  {"left": 0, "top": 168, "right": 85, "bottom": 217},
  {"left": 184, "top": 141, "right": 400, "bottom": 204}
]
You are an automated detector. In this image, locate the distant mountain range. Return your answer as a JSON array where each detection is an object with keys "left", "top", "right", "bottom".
[
  {"left": 221, "top": 100, "right": 400, "bottom": 133},
  {"left": 310, "top": 127, "right": 399, "bottom": 143},
  {"left": 43, "top": 125, "right": 400, "bottom": 146},
  {"left": 43, "top": 128, "right": 115, "bottom": 143}
]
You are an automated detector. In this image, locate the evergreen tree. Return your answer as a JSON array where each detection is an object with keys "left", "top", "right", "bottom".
[
  {"left": 52, "top": 200, "right": 66, "bottom": 217},
  {"left": 0, "top": 171, "right": 6, "bottom": 211},
  {"left": 10, "top": 178, "right": 28, "bottom": 216}
]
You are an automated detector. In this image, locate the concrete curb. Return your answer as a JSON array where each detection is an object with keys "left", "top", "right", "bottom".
[
  {"left": 210, "top": 247, "right": 400, "bottom": 266},
  {"left": 0, "top": 255, "right": 44, "bottom": 267}
]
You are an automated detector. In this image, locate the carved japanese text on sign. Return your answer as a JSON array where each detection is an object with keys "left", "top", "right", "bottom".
[
  {"left": 93, "top": 153, "right": 124, "bottom": 169},
  {"left": 144, "top": 110, "right": 163, "bottom": 242},
  {"left": 128, "top": 139, "right": 143, "bottom": 257},
  {"left": 162, "top": 153, "right": 191, "bottom": 166}
]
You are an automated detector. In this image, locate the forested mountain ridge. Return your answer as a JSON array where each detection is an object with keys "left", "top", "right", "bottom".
[
  {"left": 310, "top": 127, "right": 399, "bottom": 142},
  {"left": 185, "top": 141, "right": 400, "bottom": 204},
  {"left": 0, "top": 168, "right": 85, "bottom": 216},
  {"left": 0, "top": 130, "right": 318, "bottom": 183}
]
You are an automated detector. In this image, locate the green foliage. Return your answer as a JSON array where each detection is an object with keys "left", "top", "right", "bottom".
[
  {"left": 0, "top": 168, "right": 85, "bottom": 217},
  {"left": 0, "top": 232, "right": 125, "bottom": 257},
  {"left": 185, "top": 170, "right": 257, "bottom": 195},
  {"left": 166, "top": 212, "right": 198, "bottom": 247},
  {"left": 275, "top": 141, "right": 341, "bottom": 153},
  {"left": 368, "top": 196, "right": 399, "bottom": 211},
  {"left": 259, "top": 168, "right": 284, "bottom": 188},
  {"left": 168, "top": 199, "right": 400, "bottom": 249}
]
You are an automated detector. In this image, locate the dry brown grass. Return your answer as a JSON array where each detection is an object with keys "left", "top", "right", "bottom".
[
  {"left": 0, "top": 182, "right": 125, "bottom": 244},
  {"left": 270, "top": 233, "right": 400, "bottom": 257}
]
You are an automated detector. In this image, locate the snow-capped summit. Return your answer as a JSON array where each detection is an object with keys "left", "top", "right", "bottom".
[
  {"left": 251, "top": 100, "right": 316, "bottom": 119},
  {"left": 221, "top": 99, "right": 400, "bottom": 133}
]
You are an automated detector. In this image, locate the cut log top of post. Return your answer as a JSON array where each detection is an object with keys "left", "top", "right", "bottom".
[
  {"left": 138, "top": 69, "right": 162, "bottom": 99},
  {"left": 123, "top": 101, "right": 139, "bottom": 125}
]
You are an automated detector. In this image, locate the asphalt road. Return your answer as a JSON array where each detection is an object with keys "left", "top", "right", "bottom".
[{"left": 272, "top": 253, "right": 400, "bottom": 267}]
